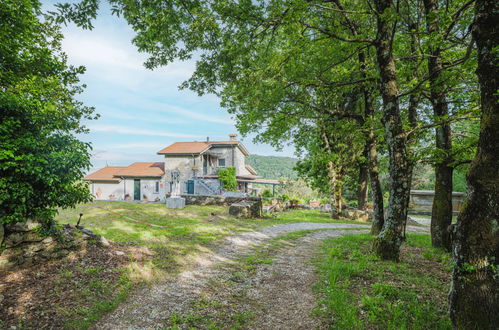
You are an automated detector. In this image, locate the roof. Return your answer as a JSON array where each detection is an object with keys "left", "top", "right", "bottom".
[
  {"left": 115, "top": 162, "right": 164, "bottom": 178},
  {"left": 83, "top": 166, "right": 125, "bottom": 182},
  {"left": 245, "top": 164, "right": 257, "bottom": 175},
  {"left": 237, "top": 178, "right": 281, "bottom": 185},
  {"left": 157, "top": 142, "right": 212, "bottom": 155},
  {"left": 84, "top": 162, "right": 164, "bottom": 181},
  {"left": 157, "top": 140, "right": 249, "bottom": 156}
]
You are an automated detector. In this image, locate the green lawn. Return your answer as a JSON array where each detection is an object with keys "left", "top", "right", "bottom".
[
  {"left": 314, "top": 234, "right": 452, "bottom": 329},
  {"left": 55, "top": 202, "right": 365, "bottom": 276},
  {"left": 48, "top": 202, "right": 369, "bottom": 329}
]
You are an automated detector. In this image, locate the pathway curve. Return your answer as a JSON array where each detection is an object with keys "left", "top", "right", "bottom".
[{"left": 94, "top": 222, "right": 427, "bottom": 329}]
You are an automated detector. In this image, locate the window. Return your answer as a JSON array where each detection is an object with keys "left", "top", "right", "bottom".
[
  {"left": 218, "top": 158, "right": 226, "bottom": 167},
  {"left": 155, "top": 181, "right": 160, "bottom": 193}
]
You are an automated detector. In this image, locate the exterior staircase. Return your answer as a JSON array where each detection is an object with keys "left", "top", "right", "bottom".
[{"left": 196, "top": 179, "right": 220, "bottom": 195}]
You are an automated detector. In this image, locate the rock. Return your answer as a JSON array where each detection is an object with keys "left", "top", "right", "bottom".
[
  {"left": 97, "top": 236, "right": 110, "bottom": 247},
  {"left": 321, "top": 204, "right": 332, "bottom": 213},
  {"left": 340, "top": 209, "right": 370, "bottom": 222},
  {"left": 81, "top": 228, "right": 96, "bottom": 237},
  {"left": 6, "top": 219, "right": 39, "bottom": 232},
  {"left": 57, "top": 249, "right": 70, "bottom": 257},
  {"left": 24, "top": 242, "right": 45, "bottom": 255},
  {"left": 4, "top": 233, "right": 24, "bottom": 247},
  {"left": 229, "top": 200, "right": 262, "bottom": 218},
  {"left": 115, "top": 250, "right": 125, "bottom": 256},
  {"left": 42, "top": 237, "right": 54, "bottom": 244}
]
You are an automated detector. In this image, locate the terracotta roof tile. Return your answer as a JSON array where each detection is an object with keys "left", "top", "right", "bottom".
[
  {"left": 83, "top": 166, "right": 125, "bottom": 181},
  {"left": 84, "top": 162, "right": 165, "bottom": 181},
  {"left": 157, "top": 140, "right": 248, "bottom": 155},
  {"left": 115, "top": 162, "right": 164, "bottom": 178},
  {"left": 157, "top": 142, "right": 211, "bottom": 154}
]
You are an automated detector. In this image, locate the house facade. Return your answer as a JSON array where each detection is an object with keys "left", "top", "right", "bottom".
[{"left": 84, "top": 134, "right": 261, "bottom": 201}]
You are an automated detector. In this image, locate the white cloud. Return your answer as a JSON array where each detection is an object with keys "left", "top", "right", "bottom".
[
  {"left": 111, "top": 97, "right": 234, "bottom": 125},
  {"left": 109, "top": 142, "right": 168, "bottom": 149},
  {"left": 99, "top": 106, "right": 188, "bottom": 125},
  {"left": 88, "top": 124, "right": 204, "bottom": 138}
]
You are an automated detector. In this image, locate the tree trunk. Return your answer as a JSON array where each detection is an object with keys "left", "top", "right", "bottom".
[
  {"left": 357, "top": 158, "right": 369, "bottom": 210},
  {"left": 372, "top": 0, "right": 411, "bottom": 261},
  {"left": 358, "top": 51, "right": 385, "bottom": 234},
  {"left": 423, "top": 0, "right": 454, "bottom": 251},
  {"left": 431, "top": 164, "right": 453, "bottom": 249},
  {"left": 327, "top": 161, "right": 340, "bottom": 218},
  {"left": 336, "top": 178, "right": 343, "bottom": 214},
  {"left": 449, "top": 0, "right": 499, "bottom": 327}
]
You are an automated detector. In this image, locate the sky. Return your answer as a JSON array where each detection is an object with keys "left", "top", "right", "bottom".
[{"left": 42, "top": 1, "right": 295, "bottom": 173}]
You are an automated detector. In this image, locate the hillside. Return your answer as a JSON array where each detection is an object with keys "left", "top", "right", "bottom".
[{"left": 246, "top": 154, "right": 298, "bottom": 179}]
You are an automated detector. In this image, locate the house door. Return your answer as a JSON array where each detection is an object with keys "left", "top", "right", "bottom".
[
  {"left": 134, "top": 179, "right": 141, "bottom": 200},
  {"left": 187, "top": 180, "right": 195, "bottom": 194}
]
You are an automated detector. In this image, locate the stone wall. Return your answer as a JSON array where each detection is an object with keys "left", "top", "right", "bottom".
[
  {"left": 0, "top": 221, "right": 107, "bottom": 271},
  {"left": 181, "top": 194, "right": 262, "bottom": 206}
]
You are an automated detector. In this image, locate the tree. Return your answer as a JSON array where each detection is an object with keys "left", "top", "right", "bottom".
[
  {"left": 0, "top": 0, "right": 95, "bottom": 228},
  {"left": 370, "top": 0, "right": 413, "bottom": 260},
  {"left": 448, "top": 0, "right": 499, "bottom": 326}
]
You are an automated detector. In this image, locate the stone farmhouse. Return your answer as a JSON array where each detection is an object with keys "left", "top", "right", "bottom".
[{"left": 83, "top": 134, "right": 273, "bottom": 201}]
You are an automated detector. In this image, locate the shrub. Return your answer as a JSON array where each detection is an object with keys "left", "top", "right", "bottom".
[
  {"left": 218, "top": 167, "right": 237, "bottom": 191},
  {"left": 261, "top": 189, "right": 273, "bottom": 198}
]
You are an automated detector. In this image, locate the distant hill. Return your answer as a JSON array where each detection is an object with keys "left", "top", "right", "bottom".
[{"left": 246, "top": 154, "right": 298, "bottom": 179}]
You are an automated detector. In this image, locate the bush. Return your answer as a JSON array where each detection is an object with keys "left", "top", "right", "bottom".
[
  {"left": 218, "top": 167, "right": 237, "bottom": 191},
  {"left": 346, "top": 200, "right": 358, "bottom": 208},
  {"left": 261, "top": 189, "right": 273, "bottom": 198}
]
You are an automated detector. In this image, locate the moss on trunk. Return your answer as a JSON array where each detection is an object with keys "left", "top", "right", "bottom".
[
  {"left": 372, "top": 0, "right": 411, "bottom": 260},
  {"left": 449, "top": 0, "right": 499, "bottom": 327}
]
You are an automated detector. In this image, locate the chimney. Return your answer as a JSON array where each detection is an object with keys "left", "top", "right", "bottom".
[
  {"left": 229, "top": 133, "right": 237, "bottom": 141},
  {"left": 206, "top": 136, "right": 210, "bottom": 142}
]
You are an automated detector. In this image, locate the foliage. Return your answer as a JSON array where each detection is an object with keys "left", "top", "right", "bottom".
[
  {"left": 315, "top": 234, "right": 452, "bottom": 329},
  {"left": 261, "top": 189, "right": 273, "bottom": 198},
  {"left": 246, "top": 155, "right": 297, "bottom": 179},
  {"left": 277, "top": 179, "right": 322, "bottom": 204},
  {"left": 0, "top": 0, "right": 95, "bottom": 225},
  {"left": 218, "top": 166, "right": 237, "bottom": 191}
]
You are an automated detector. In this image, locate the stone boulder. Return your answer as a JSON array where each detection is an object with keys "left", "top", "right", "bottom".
[
  {"left": 320, "top": 204, "right": 332, "bottom": 213},
  {"left": 229, "top": 199, "right": 262, "bottom": 218},
  {"left": 340, "top": 209, "right": 371, "bottom": 222}
]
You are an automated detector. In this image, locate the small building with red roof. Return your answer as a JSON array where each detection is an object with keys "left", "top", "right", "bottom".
[{"left": 84, "top": 134, "right": 277, "bottom": 201}]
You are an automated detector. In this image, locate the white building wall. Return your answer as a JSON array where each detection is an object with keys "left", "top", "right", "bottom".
[
  {"left": 140, "top": 178, "right": 166, "bottom": 201},
  {"left": 89, "top": 177, "right": 166, "bottom": 201},
  {"left": 90, "top": 181, "right": 125, "bottom": 200}
]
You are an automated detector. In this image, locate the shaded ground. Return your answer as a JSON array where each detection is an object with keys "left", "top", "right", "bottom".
[{"left": 0, "top": 242, "right": 140, "bottom": 329}]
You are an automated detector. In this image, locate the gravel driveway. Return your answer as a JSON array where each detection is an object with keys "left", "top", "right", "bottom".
[{"left": 94, "top": 222, "right": 427, "bottom": 329}]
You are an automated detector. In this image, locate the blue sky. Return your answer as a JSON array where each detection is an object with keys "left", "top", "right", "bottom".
[{"left": 42, "top": 1, "right": 294, "bottom": 172}]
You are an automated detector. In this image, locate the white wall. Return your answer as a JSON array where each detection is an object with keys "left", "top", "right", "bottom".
[
  {"left": 89, "top": 177, "right": 166, "bottom": 201},
  {"left": 90, "top": 181, "right": 125, "bottom": 200}
]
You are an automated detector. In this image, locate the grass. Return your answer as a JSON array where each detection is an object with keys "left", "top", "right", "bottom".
[
  {"left": 314, "top": 234, "right": 452, "bottom": 329},
  {"left": 55, "top": 202, "right": 367, "bottom": 277},
  {"left": 63, "top": 268, "right": 134, "bottom": 329},
  {"left": 51, "top": 202, "right": 366, "bottom": 328}
]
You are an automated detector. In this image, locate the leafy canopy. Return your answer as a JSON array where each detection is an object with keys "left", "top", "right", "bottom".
[{"left": 0, "top": 0, "right": 96, "bottom": 225}]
